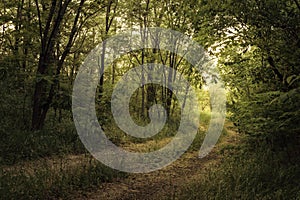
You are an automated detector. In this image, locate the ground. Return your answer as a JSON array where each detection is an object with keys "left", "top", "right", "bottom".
[{"left": 73, "top": 122, "right": 239, "bottom": 200}]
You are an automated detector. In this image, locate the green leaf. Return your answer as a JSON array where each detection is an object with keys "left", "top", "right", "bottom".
[{"left": 287, "top": 75, "right": 300, "bottom": 87}]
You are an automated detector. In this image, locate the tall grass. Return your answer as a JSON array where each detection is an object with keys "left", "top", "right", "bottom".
[
  {"left": 0, "top": 155, "right": 127, "bottom": 199},
  {"left": 0, "top": 122, "right": 85, "bottom": 165},
  {"left": 178, "top": 139, "right": 300, "bottom": 200}
]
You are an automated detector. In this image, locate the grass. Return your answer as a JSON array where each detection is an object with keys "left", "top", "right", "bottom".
[
  {"left": 177, "top": 135, "right": 300, "bottom": 200},
  {"left": 0, "top": 113, "right": 128, "bottom": 199},
  {"left": 0, "top": 154, "right": 127, "bottom": 199},
  {"left": 0, "top": 127, "right": 85, "bottom": 165}
]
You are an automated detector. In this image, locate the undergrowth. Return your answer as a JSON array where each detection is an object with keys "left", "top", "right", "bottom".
[
  {"left": 0, "top": 120, "right": 85, "bottom": 165},
  {"left": 0, "top": 155, "right": 127, "bottom": 199},
  {"left": 178, "top": 137, "right": 300, "bottom": 200}
]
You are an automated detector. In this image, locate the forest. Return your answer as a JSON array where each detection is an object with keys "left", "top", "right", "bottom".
[{"left": 0, "top": 0, "right": 299, "bottom": 199}]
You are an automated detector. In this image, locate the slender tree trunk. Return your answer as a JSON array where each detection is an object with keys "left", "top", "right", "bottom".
[
  {"left": 99, "top": 41, "right": 106, "bottom": 98},
  {"left": 140, "top": 0, "right": 150, "bottom": 118},
  {"left": 99, "top": 0, "right": 117, "bottom": 98}
]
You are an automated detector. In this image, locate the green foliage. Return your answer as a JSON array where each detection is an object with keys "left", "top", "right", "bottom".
[{"left": 196, "top": 0, "right": 300, "bottom": 153}]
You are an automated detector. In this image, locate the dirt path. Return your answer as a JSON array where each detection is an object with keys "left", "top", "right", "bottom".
[
  {"left": 74, "top": 123, "right": 239, "bottom": 200},
  {"left": 2, "top": 123, "right": 239, "bottom": 200}
]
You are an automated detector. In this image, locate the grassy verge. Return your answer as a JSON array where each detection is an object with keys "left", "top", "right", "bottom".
[
  {"left": 177, "top": 134, "right": 300, "bottom": 200},
  {"left": 0, "top": 154, "right": 127, "bottom": 199},
  {"left": 0, "top": 121, "right": 85, "bottom": 165}
]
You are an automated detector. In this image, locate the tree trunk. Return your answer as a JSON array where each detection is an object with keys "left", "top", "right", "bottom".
[{"left": 31, "top": 0, "right": 84, "bottom": 130}]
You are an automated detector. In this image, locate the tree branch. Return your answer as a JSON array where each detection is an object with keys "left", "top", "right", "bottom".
[
  {"left": 293, "top": 0, "right": 300, "bottom": 10},
  {"left": 45, "top": 0, "right": 71, "bottom": 57},
  {"left": 34, "top": 0, "right": 43, "bottom": 48},
  {"left": 267, "top": 56, "right": 284, "bottom": 82},
  {"left": 58, "top": 0, "right": 85, "bottom": 68},
  {"left": 43, "top": 0, "right": 57, "bottom": 47}
]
